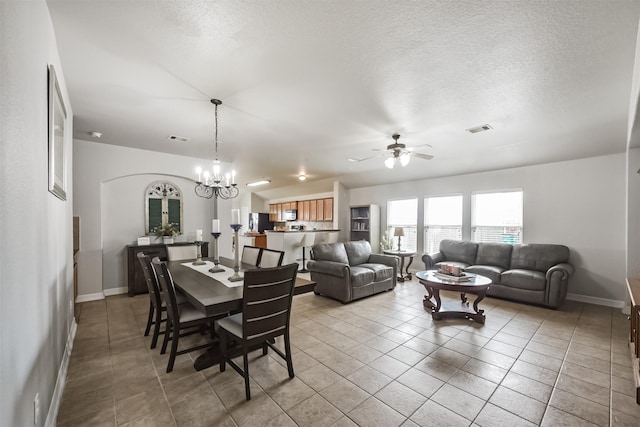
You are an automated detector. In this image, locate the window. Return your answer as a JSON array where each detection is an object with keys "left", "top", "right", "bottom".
[
  {"left": 387, "top": 198, "right": 417, "bottom": 251},
  {"left": 145, "top": 181, "right": 183, "bottom": 235},
  {"left": 424, "top": 195, "right": 463, "bottom": 254},
  {"left": 471, "top": 190, "right": 523, "bottom": 244}
]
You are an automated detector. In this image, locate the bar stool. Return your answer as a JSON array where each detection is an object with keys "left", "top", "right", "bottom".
[{"left": 294, "top": 233, "right": 315, "bottom": 273}]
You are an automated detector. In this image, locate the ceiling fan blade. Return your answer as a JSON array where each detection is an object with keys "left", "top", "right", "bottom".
[
  {"left": 407, "top": 143, "right": 433, "bottom": 150},
  {"left": 348, "top": 153, "right": 383, "bottom": 162},
  {"left": 411, "top": 152, "right": 434, "bottom": 160}
]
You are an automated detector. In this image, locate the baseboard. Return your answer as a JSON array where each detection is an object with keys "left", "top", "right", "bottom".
[
  {"left": 103, "top": 286, "right": 128, "bottom": 297},
  {"left": 566, "top": 292, "right": 625, "bottom": 309},
  {"left": 45, "top": 318, "right": 77, "bottom": 427},
  {"left": 75, "top": 292, "right": 105, "bottom": 303},
  {"left": 76, "top": 287, "right": 128, "bottom": 303},
  {"left": 75, "top": 292, "right": 104, "bottom": 303}
]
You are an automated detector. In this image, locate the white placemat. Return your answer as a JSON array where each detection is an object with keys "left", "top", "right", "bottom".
[{"left": 180, "top": 261, "right": 244, "bottom": 288}]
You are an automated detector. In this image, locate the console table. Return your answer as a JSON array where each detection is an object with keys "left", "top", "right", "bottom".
[{"left": 126, "top": 242, "right": 208, "bottom": 296}]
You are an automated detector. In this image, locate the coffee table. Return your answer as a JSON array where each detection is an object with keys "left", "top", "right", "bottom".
[{"left": 416, "top": 270, "right": 491, "bottom": 324}]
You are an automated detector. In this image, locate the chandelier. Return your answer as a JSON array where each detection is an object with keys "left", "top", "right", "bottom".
[{"left": 194, "top": 99, "right": 239, "bottom": 199}]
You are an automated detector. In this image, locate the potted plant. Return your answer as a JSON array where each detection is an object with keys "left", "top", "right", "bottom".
[{"left": 152, "top": 223, "right": 180, "bottom": 244}]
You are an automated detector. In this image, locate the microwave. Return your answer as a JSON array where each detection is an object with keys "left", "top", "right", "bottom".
[{"left": 283, "top": 209, "right": 297, "bottom": 221}]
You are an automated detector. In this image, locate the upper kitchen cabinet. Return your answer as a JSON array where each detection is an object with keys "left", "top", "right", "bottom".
[
  {"left": 268, "top": 197, "right": 333, "bottom": 222},
  {"left": 323, "top": 198, "right": 333, "bottom": 221}
]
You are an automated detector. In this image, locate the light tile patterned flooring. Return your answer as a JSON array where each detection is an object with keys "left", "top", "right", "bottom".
[{"left": 58, "top": 278, "right": 640, "bottom": 426}]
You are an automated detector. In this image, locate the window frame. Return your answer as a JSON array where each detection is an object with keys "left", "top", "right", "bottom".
[
  {"left": 471, "top": 189, "right": 523, "bottom": 244},
  {"left": 424, "top": 193, "right": 463, "bottom": 254},
  {"left": 386, "top": 198, "right": 418, "bottom": 252}
]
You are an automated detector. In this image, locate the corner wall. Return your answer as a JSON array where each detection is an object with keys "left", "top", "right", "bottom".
[
  {"left": 350, "top": 154, "right": 627, "bottom": 305},
  {"left": 73, "top": 140, "right": 235, "bottom": 298},
  {"left": 0, "top": 1, "right": 75, "bottom": 425}
]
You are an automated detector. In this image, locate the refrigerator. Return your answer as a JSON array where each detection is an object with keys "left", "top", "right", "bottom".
[{"left": 249, "top": 213, "right": 274, "bottom": 233}]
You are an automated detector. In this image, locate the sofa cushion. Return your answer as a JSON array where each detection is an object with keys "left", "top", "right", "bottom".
[
  {"left": 500, "top": 269, "right": 546, "bottom": 291},
  {"left": 476, "top": 243, "right": 513, "bottom": 270},
  {"left": 465, "top": 265, "right": 504, "bottom": 283},
  {"left": 312, "top": 243, "right": 349, "bottom": 264},
  {"left": 344, "top": 240, "right": 372, "bottom": 266},
  {"left": 510, "top": 244, "right": 569, "bottom": 272},
  {"left": 359, "top": 263, "right": 394, "bottom": 282},
  {"left": 439, "top": 240, "right": 478, "bottom": 266},
  {"left": 349, "top": 266, "right": 375, "bottom": 287}
]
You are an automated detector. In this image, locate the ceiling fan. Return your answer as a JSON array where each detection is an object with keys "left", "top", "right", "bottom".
[{"left": 349, "top": 133, "right": 434, "bottom": 169}]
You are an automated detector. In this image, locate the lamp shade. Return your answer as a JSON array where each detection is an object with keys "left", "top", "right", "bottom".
[
  {"left": 385, "top": 157, "right": 395, "bottom": 169},
  {"left": 394, "top": 227, "right": 404, "bottom": 237}
]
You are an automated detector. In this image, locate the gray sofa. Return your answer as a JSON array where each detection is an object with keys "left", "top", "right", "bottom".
[
  {"left": 422, "top": 239, "right": 574, "bottom": 309},
  {"left": 307, "top": 240, "right": 398, "bottom": 303}
]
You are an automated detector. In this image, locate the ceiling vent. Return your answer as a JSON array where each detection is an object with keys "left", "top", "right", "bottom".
[
  {"left": 465, "top": 124, "right": 492, "bottom": 134},
  {"left": 168, "top": 135, "right": 189, "bottom": 143}
]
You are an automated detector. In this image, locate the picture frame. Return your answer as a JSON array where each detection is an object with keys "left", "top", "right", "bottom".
[{"left": 48, "top": 64, "right": 67, "bottom": 201}]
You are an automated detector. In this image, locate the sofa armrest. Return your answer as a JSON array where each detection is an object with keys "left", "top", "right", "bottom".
[
  {"left": 306, "top": 260, "right": 349, "bottom": 278},
  {"left": 422, "top": 252, "right": 443, "bottom": 270},
  {"left": 546, "top": 263, "right": 574, "bottom": 281}
]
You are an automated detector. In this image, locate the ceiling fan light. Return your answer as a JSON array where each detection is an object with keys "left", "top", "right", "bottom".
[
  {"left": 385, "top": 157, "right": 395, "bottom": 169},
  {"left": 400, "top": 153, "right": 411, "bottom": 166}
]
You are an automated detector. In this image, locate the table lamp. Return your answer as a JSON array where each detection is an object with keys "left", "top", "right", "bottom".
[{"left": 394, "top": 227, "right": 404, "bottom": 251}]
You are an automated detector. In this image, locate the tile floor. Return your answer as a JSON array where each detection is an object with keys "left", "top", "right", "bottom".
[{"left": 57, "top": 277, "right": 640, "bottom": 426}]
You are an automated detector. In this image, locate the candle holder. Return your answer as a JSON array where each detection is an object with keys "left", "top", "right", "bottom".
[
  {"left": 192, "top": 241, "right": 206, "bottom": 265},
  {"left": 208, "top": 232, "right": 224, "bottom": 273},
  {"left": 228, "top": 224, "right": 243, "bottom": 282}
]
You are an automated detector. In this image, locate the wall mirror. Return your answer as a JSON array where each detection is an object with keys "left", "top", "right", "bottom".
[{"left": 145, "top": 181, "right": 183, "bottom": 235}]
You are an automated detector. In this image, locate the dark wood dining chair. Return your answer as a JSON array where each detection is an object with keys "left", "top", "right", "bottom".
[
  {"left": 241, "top": 245, "right": 262, "bottom": 267},
  {"left": 216, "top": 263, "right": 298, "bottom": 400},
  {"left": 258, "top": 248, "right": 284, "bottom": 268},
  {"left": 138, "top": 252, "right": 185, "bottom": 349},
  {"left": 151, "top": 257, "right": 220, "bottom": 373}
]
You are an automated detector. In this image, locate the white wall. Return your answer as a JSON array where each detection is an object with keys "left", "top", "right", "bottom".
[
  {"left": 0, "top": 1, "right": 75, "bottom": 425},
  {"left": 101, "top": 174, "right": 215, "bottom": 291},
  {"left": 350, "top": 154, "right": 627, "bottom": 305},
  {"left": 74, "top": 140, "right": 237, "bottom": 297}
]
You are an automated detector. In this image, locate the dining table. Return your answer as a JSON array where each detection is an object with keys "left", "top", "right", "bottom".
[{"left": 166, "top": 256, "right": 315, "bottom": 370}]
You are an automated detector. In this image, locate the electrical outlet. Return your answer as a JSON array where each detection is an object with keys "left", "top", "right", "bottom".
[{"left": 33, "top": 393, "right": 40, "bottom": 425}]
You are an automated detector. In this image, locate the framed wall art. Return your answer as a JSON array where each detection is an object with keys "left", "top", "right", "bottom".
[{"left": 48, "top": 64, "right": 67, "bottom": 201}]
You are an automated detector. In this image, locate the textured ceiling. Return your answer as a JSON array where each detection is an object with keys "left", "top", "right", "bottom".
[{"left": 47, "top": 0, "right": 640, "bottom": 199}]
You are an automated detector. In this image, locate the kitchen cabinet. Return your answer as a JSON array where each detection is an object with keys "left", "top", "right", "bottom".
[
  {"left": 316, "top": 199, "right": 324, "bottom": 221},
  {"left": 269, "top": 198, "right": 333, "bottom": 222},
  {"left": 302, "top": 201, "right": 310, "bottom": 221},
  {"left": 323, "top": 198, "right": 333, "bottom": 221},
  {"left": 309, "top": 200, "right": 317, "bottom": 221}
]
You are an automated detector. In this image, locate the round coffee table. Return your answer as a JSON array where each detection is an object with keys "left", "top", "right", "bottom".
[{"left": 416, "top": 270, "right": 492, "bottom": 324}]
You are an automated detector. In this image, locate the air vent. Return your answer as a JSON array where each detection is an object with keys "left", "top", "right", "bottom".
[
  {"left": 168, "top": 135, "right": 189, "bottom": 143},
  {"left": 465, "top": 124, "right": 492, "bottom": 134}
]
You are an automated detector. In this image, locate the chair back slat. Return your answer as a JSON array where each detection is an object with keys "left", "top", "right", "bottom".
[
  {"left": 241, "top": 263, "right": 297, "bottom": 345},
  {"left": 137, "top": 252, "right": 162, "bottom": 309},
  {"left": 258, "top": 248, "right": 284, "bottom": 268},
  {"left": 241, "top": 246, "right": 262, "bottom": 267},
  {"left": 151, "top": 257, "right": 180, "bottom": 324}
]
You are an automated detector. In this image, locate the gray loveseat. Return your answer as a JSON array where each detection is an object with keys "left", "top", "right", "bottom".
[
  {"left": 307, "top": 240, "right": 398, "bottom": 303},
  {"left": 422, "top": 239, "right": 574, "bottom": 309}
]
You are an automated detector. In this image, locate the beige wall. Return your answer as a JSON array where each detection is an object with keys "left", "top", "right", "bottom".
[{"left": 0, "top": 1, "right": 75, "bottom": 425}]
